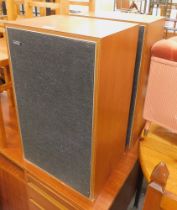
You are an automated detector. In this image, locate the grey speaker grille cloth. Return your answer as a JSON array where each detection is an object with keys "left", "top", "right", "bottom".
[
  {"left": 7, "top": 28, "right": 96, "bottom": 197},
  {"left": 126, "top": 26, "right": 145, "bottom": 145}
]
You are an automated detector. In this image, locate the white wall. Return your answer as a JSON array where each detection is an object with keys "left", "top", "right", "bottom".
[
  {"left": 69, "top": 0, "right": 115, "bottom": 13},
  {"left": 95, "top": 0, "right": 115, "bottom": 11}
]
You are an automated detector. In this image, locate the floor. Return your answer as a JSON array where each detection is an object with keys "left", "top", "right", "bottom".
[
  {"left": 128, "top": 180, "right": 146, "bottom": 210},
  {"left": 128, "top": 195, "right": 145, "bottom": 210}
]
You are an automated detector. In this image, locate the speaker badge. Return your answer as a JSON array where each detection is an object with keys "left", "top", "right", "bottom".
[{"left": 12, "top": 40, "right": 22, "bottom": 46}]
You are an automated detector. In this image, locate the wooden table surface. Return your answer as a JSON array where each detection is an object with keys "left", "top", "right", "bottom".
[{"left": 140, "top": 124, "right": 177, "bottom": 210}]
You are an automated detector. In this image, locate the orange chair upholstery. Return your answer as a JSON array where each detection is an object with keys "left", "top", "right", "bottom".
[
  {"left": 151, "top": 38, "right": 177, "bottom": 62},
  {"left": 143, "top": 37, "right": 177, "bottom": 134}
]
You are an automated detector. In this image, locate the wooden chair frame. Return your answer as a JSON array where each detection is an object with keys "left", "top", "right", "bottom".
[
  {"left": 4, "top": 0, "right": 95, "bottom": 20},
  {"left": 69, "top": 0, "right": 95, "bottom": 12},
  {"left": 143, "top": 162, "right": 169, "bottom": 210}
]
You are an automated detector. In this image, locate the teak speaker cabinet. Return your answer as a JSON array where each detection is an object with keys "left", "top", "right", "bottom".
[
  {"left": 70, "top": 11, "right": 165, "bottom": 147},
  {"left": 2, "top": 15, "right": 139, "bottom": 209}
]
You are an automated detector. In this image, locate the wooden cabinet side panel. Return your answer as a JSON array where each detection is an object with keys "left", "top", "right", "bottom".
[
  {"left": 92, "top": 26, "right": 138, "bottom": 197},
  {"left": 130, "top": 19, "right": 165, "bottom": 146}
]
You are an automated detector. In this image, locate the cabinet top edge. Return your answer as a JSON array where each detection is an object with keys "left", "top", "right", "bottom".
[
  {"left": 70, "top": 11, "right": 165, "bottom": 25},
  {"left": 5, "top": 15, "right": 138, "bottom": 39}
]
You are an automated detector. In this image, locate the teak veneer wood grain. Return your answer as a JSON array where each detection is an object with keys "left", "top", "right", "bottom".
[{"left": 92, "top": 25, "right": 138, "bottom": 197}]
